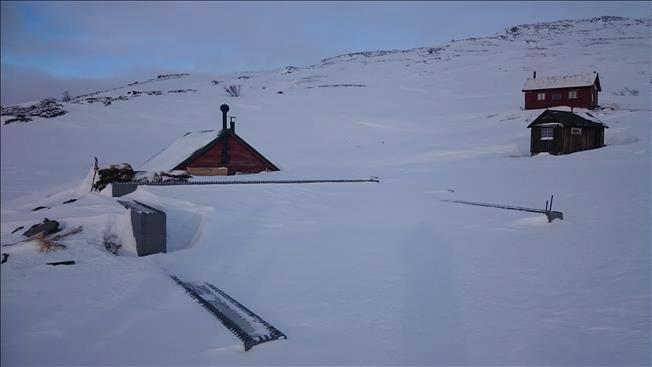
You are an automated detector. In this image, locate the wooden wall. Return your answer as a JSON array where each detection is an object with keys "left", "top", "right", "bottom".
[
  {"left": 185, "top": 135, "right": 276, "bottom": 175},
  {"left": 530, "top": 126, "right": 605, "bottom": 155},
  {"left": 524, "top": 86, "right": 598, "bottom": 110}
]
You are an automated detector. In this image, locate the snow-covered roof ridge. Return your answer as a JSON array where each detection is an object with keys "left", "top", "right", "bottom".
[
  {"left": 140, "top": 129, "right": 219, "bottom": 171},
  {"left": 528, "top": 108, "right": 609, "bottom": 128},
  {"left": 522, "top": 72, "right": 599, "bottom": 91}
]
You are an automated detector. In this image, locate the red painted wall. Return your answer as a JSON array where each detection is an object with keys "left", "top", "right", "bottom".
[
  {"left": 524, "top": 86, "right": 598, "bottom": 110},
  {"left": 186, "top": 135, "right": 276, "bottom": 175}
]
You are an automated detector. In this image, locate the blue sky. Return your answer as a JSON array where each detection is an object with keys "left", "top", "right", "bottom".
[{"left": 2, "top": 1, "right": 650, "bottom": 104}]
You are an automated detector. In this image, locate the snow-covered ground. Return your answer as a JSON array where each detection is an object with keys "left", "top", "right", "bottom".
[{"left": 1, "top": 16, "right": 650, "bottom": 365}]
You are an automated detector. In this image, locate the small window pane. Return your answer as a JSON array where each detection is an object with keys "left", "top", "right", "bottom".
[
  {"left": 537, "top": 93, "right": 545, "bottom": 101},
  {"left": 571, "top": 127, "right": 582, "bottom": 135},
  {"left": 552, "top": 94, "right": 562, "bottom": 100},
  {"left": 541, "top": 127, "right": 554, "bottom": 140},
  {"left": 568, "top": 90, "right": 578, "bottom": 99}
]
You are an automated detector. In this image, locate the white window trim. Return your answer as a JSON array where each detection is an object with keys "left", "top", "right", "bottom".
[
  {"left": 568, "top": 90, "right": 578, "bottom": 99},
  {"left": 537, "top": 92, "right": 546, "bottom": 101},
  {"left": 540, "top": 126, "right": 554, "bottom": 140}
]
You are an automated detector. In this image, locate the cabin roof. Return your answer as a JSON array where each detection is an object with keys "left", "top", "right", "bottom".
[
  {"left": 522, "top": 72, "right": 601, "bottom": 92},
  {"left": 141, "top": 130, "right": 218, "bottom": 171},
  {"left": 527, "top": 109, "right": 609, "bottom": 129},
  {"left": 140, "top": 129, "right": 278, "bottom": 172}
]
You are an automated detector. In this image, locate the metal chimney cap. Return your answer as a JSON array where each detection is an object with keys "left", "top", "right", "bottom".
[{"left": 220, "top": 104, "right": 230, "bottom": 113}]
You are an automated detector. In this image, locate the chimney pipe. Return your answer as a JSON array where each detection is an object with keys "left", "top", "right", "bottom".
[
  {"left": 219, "top": 104, "right": 229, "bottom": 163},
  {"left": 229, "top": 117, "right": 236, "bottom": 132},
  {"left": 533, "top": 71, "right": 536, "bottom": 79},
  {"left": 220, "top": 104, "right": 229, "bottom": 132}
]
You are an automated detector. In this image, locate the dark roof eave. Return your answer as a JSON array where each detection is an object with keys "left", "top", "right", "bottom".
[{"left": 527, "top": 110, "right": 608, "bottom": 128}]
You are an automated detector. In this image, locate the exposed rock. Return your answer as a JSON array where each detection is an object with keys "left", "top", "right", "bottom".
[
  {"left": 167, "top": 89, "right": 198, "bottom": 94},
  {"left": 1, "top": 99, "right": 67, "bottom": 124},
  {"left": 156, "top": 73, "right": 190, "bottom": 79},
  {"left": 306, "top": 84, "right": 366, "bottom": 89},
  {"left": 23, "top": 218, "right": 60, "bottom": 238},
  {"left": 281, "top": 66, "right": 298, "bottom": 75}
]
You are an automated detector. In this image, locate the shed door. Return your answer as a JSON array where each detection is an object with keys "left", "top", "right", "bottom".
[{"left": 536, "top": 126, "right": 560, "bottom": 155}]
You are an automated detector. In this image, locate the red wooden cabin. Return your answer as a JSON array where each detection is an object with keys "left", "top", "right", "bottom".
[
  {"left": 522, "top": 71, "right": 601, "bottom": 110},
  {"left": 141, "top": 104, "right": 279, "bottom": 176}
]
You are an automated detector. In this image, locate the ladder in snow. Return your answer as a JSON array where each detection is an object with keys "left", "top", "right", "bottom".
[{"left": 170, "top": 275, "right": 287, "bottom": 351}]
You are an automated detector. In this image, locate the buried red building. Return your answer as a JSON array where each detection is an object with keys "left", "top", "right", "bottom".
[{"left": 141, "top": 104, "right": 279, "bottom": 176}]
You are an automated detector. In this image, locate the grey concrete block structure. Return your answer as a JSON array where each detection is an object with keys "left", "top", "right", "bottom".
[
  {"left": 112, "top": 183, "right": 138, "bottom": 197},
  {"left": 118, "top": 200, "right": 166, "bottom": 256}
]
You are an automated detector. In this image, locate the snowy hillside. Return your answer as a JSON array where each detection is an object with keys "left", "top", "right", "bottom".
[{"left": 1, "top": 16, "right": 651, "bottom": 365}]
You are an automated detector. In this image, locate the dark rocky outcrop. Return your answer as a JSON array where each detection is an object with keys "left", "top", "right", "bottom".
[{"left": 1, "top": 99, "right": 67, "bottom": 124}]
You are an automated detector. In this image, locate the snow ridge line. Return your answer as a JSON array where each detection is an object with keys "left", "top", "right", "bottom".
[{"left": 169, "top": 275, "right": 287, "bottom": 352}]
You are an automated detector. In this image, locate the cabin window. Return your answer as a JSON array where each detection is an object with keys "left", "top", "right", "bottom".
[
  {"left": 571, "top": 127, "right": 582, "bottom": 135},
  {"left": 568, "top": 90, "right": 578, "bottom": 99},
  {"left": 552, "top": 94, "right": 562, "bottom": 100},
  {"left": 537, "top": 92, "right": 545, "bottom": 101},
  {"left": 541, "top": 127, "right": 554, "bottom": 140}
]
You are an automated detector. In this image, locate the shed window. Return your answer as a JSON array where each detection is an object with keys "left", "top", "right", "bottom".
[
  {"left": 537, "top": 92, "right": 545, "bottom": 101},
  {"left": 571, "top": 127, "right": 582, "bottom": 135},
  {"left": 568, "top": 90, "right": 578, "bottom": 99},
  {"left": 541, "top": 127, "right": 554, "bottom": 140},
  {"left": 552, "top": 94, "right": 562, "bottom": 100}
]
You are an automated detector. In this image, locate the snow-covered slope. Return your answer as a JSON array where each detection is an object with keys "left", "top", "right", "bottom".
[{"left": 1, "top": 16, "right": 650, "bottom": 365}]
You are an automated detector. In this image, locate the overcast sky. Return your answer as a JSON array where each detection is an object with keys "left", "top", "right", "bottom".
[{"left": 2, "top": 1, "right": 650, "bottom": 105}]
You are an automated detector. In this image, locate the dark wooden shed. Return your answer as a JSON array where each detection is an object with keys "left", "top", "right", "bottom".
[
  {"left": 522, "top": 71, "right": 601, "bottom": 110},
  {"left": 141, "top": 104, "right": 279, "bottom": 175},
  {"left": 528, "top": 109, "right": 608, "bottom": 156}
]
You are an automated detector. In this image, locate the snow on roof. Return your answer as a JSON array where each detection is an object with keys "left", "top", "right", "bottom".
[
  {"left": 547, "top": 107, "right": 608, "bottom": 126},
  {"left": 140, "top": 130, "right": 219, "bottom": 171},
  {"left": 522, "top": 72, "right": 599, "bottom": 91},
  {"left": 528, "top": 108, "right": 609, "bottom": 128}
]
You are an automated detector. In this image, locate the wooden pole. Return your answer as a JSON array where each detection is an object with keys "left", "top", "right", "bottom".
[{"left": 91, "top": 157, "right": 99, "bottom": 191}]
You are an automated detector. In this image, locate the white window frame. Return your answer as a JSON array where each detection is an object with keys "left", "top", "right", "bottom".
[
  {"left": 541, "top": 127, "right": 554, "bottom": 140},
  {"left": 552, "top": 93, "right": 562, "bottom": 101},
  {"left": 568, "top": 90, "right": 578, "bottom": 99},
  {"left": 537, "top": 92, "right": 545, "bottom": 101}
]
